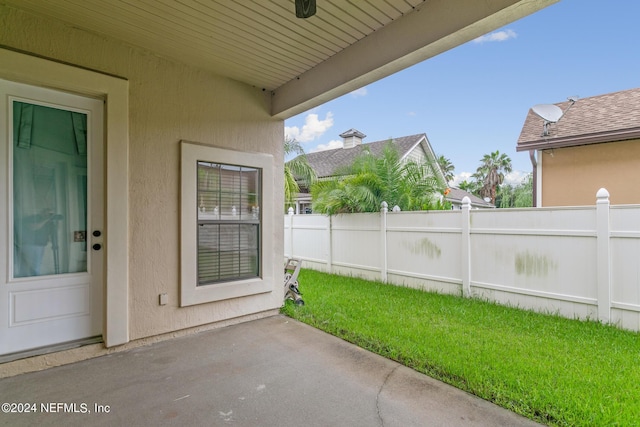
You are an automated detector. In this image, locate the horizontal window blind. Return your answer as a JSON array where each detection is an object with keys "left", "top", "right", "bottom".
[
  {"left": 198, "top": 224, "right": 259, "bottom": 283},
  {"left": 196, "top": 162, "right": 261, "bottom": 285}
]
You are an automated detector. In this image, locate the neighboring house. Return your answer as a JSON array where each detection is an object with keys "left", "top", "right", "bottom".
[
  {"left": 291, "top": 129, "right": 446, "bottom": 213},
  {"left": 445, "top": 187, "right": 495, "bottom": 209},
  {"left": 293, "top": 193, "right": 313, "bottom": 215},
  {"left": 0, "top": 0, "right": 552, "bottom": 372},
  {"left": 517, "top": 87, "right": 640, "bottom": 207}
]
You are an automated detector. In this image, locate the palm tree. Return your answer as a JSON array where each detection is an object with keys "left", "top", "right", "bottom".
[
  {"left": 458, "top": 179, "right": 480, "bottom": 196},
  {"left": 311, "top": 143, "right": 446, "bottom": 214},
  {"left": 284, "top": 137, "right": 316, "bottom": 211},
  {"left": 474, "top": 150, "right": 512, "bottom": 205},
  {"left": 436, "top": 155, "right": 455, "bottom": 185}
]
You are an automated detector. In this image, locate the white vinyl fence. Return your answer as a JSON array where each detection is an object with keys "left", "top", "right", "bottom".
[{"left": 284, "top": 189, "right": 640, "bottom": 331}]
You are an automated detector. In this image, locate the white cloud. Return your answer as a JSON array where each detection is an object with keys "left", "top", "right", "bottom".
[
  {"left": 311, "top": 140, "right": 343, "bottom": 152},
  {"left": 473, "top": 29, "right": 517, "bottom": 44},
  {"left": 285, "top": 112, "right": 334, "bottom": 143},
  {"left": 504, "top": 170, "right": 530, "bottom": 186},
  {"left": 350, "top": 87, "right": 368, "bottom": 97},
  {"left": 450, "top": 170, "right": 530, "bottom": 187},
  {"left": 451, "top": 172, "right": 473, "bottom": 187}
]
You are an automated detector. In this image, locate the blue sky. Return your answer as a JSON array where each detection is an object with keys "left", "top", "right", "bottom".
[{"left": 284, "top": 0, "right": 640, "bottom": 186}]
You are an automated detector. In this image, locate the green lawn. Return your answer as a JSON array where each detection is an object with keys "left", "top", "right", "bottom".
[{"left": 281, "top": 269, "right": 640, "bottom": 426}]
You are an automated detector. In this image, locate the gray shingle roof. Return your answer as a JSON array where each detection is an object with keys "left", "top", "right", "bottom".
[
  {"left": 516, "top": 87, "right": 640, "bottom": 151},
  {"left": 445, "top": 187, "right": 494, "bottom": 208},
  {"left": 301, "top": 134, "right": 428, "bottom": 178}
]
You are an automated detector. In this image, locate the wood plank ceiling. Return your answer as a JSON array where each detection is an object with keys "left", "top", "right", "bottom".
[
  {"left": 4, "top": 0, "right": 426, "bottom": 91},
  {"left": 3, "top": 0, "right": 558, "bottom": 117}
]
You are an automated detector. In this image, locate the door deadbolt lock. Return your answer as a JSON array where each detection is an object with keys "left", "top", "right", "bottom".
[
  {"left": 93, "top": 230, "right": 101, "bottom": 237},
  {"left": 92, "top": 243, "right": 102, "bottom": 251}
]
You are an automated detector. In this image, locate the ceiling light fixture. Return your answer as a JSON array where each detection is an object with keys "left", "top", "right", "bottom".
[{"left": 295, "top": 0, "right": 316, "bottom": 18}]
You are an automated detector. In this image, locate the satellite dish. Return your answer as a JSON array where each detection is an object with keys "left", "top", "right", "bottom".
[
  {"left": 531, "top": 104, "right": 563, "bottom": 123},
  {"left": 530, "top": 98, "right": 578, "bottom": 137}
]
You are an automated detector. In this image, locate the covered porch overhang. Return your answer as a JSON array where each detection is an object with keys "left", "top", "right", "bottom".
[{"left": 3, "top": 0, "right": 558, "bottom": 119}]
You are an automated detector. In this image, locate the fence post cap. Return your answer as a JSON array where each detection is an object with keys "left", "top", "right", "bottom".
[
  {"left": 596, "top": 188, "right": 610, "bottom": 200},
  {"left": 288, "top": 207, "right": 294, "bottom": 215},
  {"left": 461, "top": 196, "right": 471, "bottom": 209}
]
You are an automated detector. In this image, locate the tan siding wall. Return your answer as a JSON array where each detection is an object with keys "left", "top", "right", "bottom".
[
  {"left": 1, "top": 6, "right": 284, "bottom": 341},
  {"left": 541, "top": 139, "right": 640, "bottom": 206}
]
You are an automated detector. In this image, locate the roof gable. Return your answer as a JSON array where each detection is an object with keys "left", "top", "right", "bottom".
[{"left": 517, "top": 87, "right": 640, "bottom": 151}]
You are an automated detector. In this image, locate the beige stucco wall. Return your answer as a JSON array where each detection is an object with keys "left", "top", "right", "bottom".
[
  {"left": 541, "top": 139, "right": 640, "bottom": 206},
  {"left": 1, "top": 6, "right": 284, "bottom": 342}
]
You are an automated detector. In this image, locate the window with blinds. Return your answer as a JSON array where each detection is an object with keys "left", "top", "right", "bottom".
[{"left": 196, "top": 162, "right": 260, "bottom": 285}]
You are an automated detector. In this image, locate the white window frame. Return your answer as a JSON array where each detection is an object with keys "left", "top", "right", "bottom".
[{"left": 180, "top": 141, "right": 274, "bottom": 306}]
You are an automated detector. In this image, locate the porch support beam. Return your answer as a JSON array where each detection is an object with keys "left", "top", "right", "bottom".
[{"left": 271, "top": 0, "right": 558, "bottom": 118}]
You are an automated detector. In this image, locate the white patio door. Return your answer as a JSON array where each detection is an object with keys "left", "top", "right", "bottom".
[{"left": 0, "top": 79, "right": 104, "bottom": 356}]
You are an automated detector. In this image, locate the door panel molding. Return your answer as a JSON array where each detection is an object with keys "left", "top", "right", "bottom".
[{"left": 11, "top": 283, "right": 91, "bottom": 325}]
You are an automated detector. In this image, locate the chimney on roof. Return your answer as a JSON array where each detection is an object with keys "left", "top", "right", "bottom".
[{"left": 340, "top": 128, "right": 366, "bottom": 149}]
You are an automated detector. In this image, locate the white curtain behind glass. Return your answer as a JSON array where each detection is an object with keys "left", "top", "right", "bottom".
[{"left": 12, "top": 101, "right": 88, "bottom": 277}]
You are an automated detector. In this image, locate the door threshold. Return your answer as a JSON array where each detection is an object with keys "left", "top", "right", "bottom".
[{"left": 0, "top": 336, "right": 103, "bottom": 364}]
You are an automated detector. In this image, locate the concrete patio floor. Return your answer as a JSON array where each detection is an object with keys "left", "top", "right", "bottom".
[{"left": 0, "top": 315, "right": 542, "bottom": 426}]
